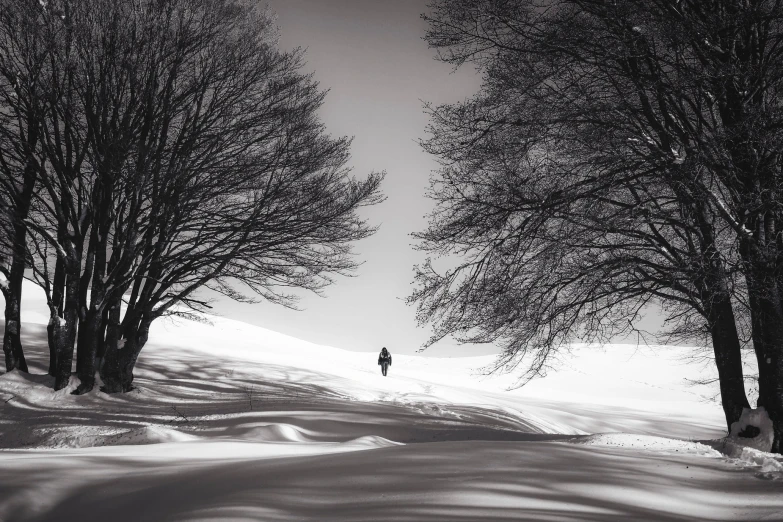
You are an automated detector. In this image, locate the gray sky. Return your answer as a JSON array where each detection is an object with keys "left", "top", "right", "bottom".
[{"left": 205, "top": 0, "right": 487, "bottom": 356}]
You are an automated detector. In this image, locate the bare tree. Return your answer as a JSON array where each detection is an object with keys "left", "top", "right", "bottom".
[
  {"left": 0, "top": 0, "right": 49, "bottom": 373},
  {"left": 413, "top": 0, "right": 769, "bottom": 434},
  {"left": 17, "top": 0, "right": 384, "bottom": 393},
  {"left": 664, "top": 0, "right": 783, "bottom": 454},
  {"left": 23, "top": 0, "right": 96, "bottom": 390}
]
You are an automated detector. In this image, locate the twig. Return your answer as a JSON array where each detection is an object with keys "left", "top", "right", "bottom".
[
  {"left": 169, "top": 405, "right": 190, "bottom": 424},
  {"left": 244, "top": 384, "right": 255, "bottom": 411}
]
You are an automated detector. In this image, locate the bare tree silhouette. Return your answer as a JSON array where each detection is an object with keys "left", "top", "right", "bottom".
[
  {"left": 413, "top": 0, "right": 783, "bottom": 444},
  {"left": 0, "top": 0, "right": 384, "bottom": 394}
]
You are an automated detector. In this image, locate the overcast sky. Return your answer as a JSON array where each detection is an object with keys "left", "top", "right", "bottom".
[{"left": 203, "top": 0, "right": 487, "bottom": 356}]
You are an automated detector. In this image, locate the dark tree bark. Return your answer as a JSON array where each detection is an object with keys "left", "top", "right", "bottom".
[
  {"left": 74, "top": 308, "right": 100, "bottom": 394},
  {"left": 96, "top": 299, "right": 118, "bottom": 370},
  {"left": 74, "top": 186, "right": 112, "bottom": 394},
  {"left": 101, "top": 314, "right": 151, "bottom": 393},
  {"left": 706, "top": 293, "right": 751, "bottom": 429},
  {"left": 745, "top": 271, "right": 783, "bottom": 452},
  {"left": 46, "top": 257, "right": 65, "bottom": 376},
  {"left": 2, "top": 279, "right": 28, "bottom": 373},
  {"left": 54, "top": 263, "right": 79, "bottom": 390},
  {"left": 1, "top": 175, "right": 34, "bottom": 373},
  {"left": 696, "top": 205, "right": 751, "bottom": 431}
]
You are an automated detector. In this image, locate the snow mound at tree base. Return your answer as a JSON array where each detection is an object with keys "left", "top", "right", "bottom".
[
  {"left": 729, "top": 406, "right": 774, "bottom": 452},
  {"left": 708, "top": 439, "right": 783, "bottom": 480}
]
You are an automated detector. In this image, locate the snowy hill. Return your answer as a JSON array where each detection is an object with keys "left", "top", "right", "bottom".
[{"left": 1, "top": 282, "right": 782, "bottom": 521}]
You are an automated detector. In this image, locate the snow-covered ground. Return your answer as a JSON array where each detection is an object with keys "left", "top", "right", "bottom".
[{"left": 1, "top": 283, "right": 782, "bottom": 521}]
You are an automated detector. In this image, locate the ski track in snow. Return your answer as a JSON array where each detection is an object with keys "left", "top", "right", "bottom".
[{"left": 1, "top": 282, "right": 782, "bottom": 521}]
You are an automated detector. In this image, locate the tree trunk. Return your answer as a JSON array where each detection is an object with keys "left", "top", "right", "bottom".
[
  {"left": 706, "top": 294, "right": 750, "bottom": 431},
  {"left": 46, "top": 310, "right": 62, "bottom": 377},
  {"left": 2, "top": 268, "right": 28, "bottom": 373},
  {"left": 46, "top": 260, "right": 66, "bottom": 376},
  {"left": 101, "top": 315, "right": 151, "bottom": 393},
  {"left": 751, "top": 294, "right": 783, "bottom": 454},
  {"left": 98, "top": 298, "right": 121, "bottom": 372},
  {"left": 2, "top": 177, "right": 36, "bottom": 373},
  {"left": 75, "top": 225, "right": 97, "bottom": 377},
  {"left": 694, "top": 205, "right": 749, "bottom": 432},
  {"left": 74, "top": 168, "right": 114, "bottom": 394},
  {"left": 744, "top": 264, "right": 783, "bottom": 454},
  {"left": 53, "top": 271, "right": 80, "bottom": 391},
  {"left": 73, "top": 307, "right": 101, "bottom": 394},
  {"left": 764, "top": 349, "right": 783, "bottom": 453}
]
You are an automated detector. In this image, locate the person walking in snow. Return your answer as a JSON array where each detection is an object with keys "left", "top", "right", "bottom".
[{"left": 378, "top": 347, "right": 392, "bottom": 376}]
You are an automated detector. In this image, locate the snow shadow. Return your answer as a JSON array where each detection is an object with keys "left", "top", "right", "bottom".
[
  {"left": 1, "top": 322, "right": 571, "bottom": 449},
  {"left": 4, "top": 441, "right": 783, "bottom": 522},
  {"left": 2, "top": 319, "right": 782, "bottom": 521}
]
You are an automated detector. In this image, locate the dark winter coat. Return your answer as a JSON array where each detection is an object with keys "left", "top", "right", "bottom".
[{"left": 378, "top": 351, "right": 392, "bottom": 366}]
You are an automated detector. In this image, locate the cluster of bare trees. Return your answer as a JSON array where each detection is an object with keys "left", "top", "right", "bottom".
[
  {"left": 0, "top": 0, "right": 383, "bottom": 393},
  {"left": 413, "top": 0, "right": 783, "bottom": 453}
]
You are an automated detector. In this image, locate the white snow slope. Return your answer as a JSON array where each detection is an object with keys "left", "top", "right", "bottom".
[{"left": 1, "top": 282, "right": 782, "bottom": 522}]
